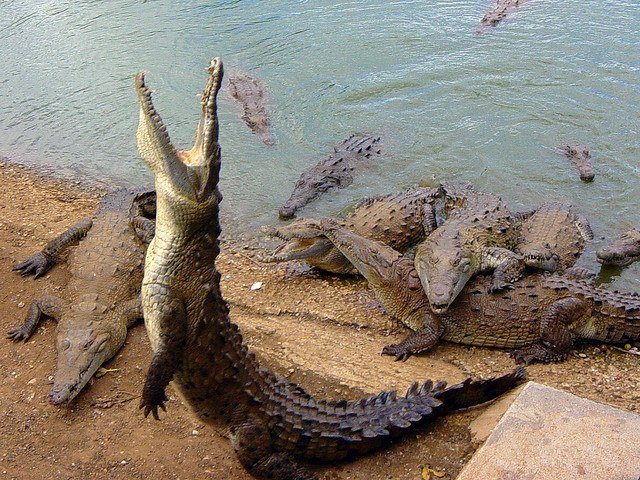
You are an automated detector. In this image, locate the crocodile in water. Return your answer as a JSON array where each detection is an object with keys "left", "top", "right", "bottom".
[
  {"left": 477, "top": 0, "right": 529, "bottom": 34},
  {"left": 262, "top": 186, "right": 442, "bottom": 274},
  {"left": 516, "top": 202, "right": 593, "bottom": 272},
  {"left": 228, "top": 72, "right": 274, "bottom": 146},
  {"left": 134, "top": 57, "right": 524, "bottom": 480},
  {"left": 8, "top": 189, "right": 150, "bottom": 405},
  {"left": 556, "top": 144, "right": 594, "bottom": 182},
  {"left": 279, "top": 134, "right": 383, "bottom": 219},
  {"left": 319, "top": 220, "right": 640, "bottom": 363},
  {"left": 596, "top": 228, "right": 640, "bottom": 267},
  {"left": 414, "top": 183, "right": 523, "bottom": 313}
]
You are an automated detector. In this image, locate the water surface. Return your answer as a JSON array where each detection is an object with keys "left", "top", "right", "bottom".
[{"left": 0, "top": 0, "right": 638, "bottom": 287}]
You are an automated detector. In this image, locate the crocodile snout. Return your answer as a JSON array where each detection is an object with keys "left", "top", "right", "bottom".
[{"left": 48, "top": 384, "right": 73, "bottom": 406}]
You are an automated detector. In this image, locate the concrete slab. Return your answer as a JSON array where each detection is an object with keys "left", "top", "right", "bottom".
[{"left": 457, "top": 382, "right": 640, "bottom": 480}]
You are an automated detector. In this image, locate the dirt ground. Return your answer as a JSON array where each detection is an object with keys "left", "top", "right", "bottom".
[{"left": 0, "top": 162, "right": 638, "bottom": 480}]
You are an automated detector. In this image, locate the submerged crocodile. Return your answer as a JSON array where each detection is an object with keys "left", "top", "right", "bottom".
[
  {"left": 556, "top": 144, "right": 594, "bottom": 182},
  {"left": 414, "top": 183, "right": 523, "bottom": 313},
  {"left": 8, "top": 189, "right": 150, "bottom": 405},
  {"left": 319, "top": 220, "right": 640, "bottom": 363},
  {"left": 597, "top": 228, "right": 640, "bottom": 267},
  {"left": 134, "top": 57, "right": 524, "bottom": 480},
  {"left": 476, "top": 0, "right": 528, "bottom": 34},
  {"left": 228, "top": 72, "right": 274, "bottom": 146},
  {"left": 516, "top": 202, "right": 593, "bottom": 272},
  {"left": 262, "top": 186, "right": 442, "bottom": 274},
  {"left": 279, "top": 134, "right": 383, "bottom": 219}
]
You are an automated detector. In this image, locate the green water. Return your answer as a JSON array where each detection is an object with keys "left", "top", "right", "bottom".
[{"left": 0, "top": 0, "right": 638, "bottom": 287}]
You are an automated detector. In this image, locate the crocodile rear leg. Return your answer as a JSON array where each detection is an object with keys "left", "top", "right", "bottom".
[
  {"left": 382, "top": 321, "right": 444, "bottom": 361},
  {"left": 13, "top": 218, "right": 93, "bottom": 278},
  {"left": 511, "top": 297, "right": 588, "bottom": 364},
  {"left": 7, "top": 295, "right": 64, "bottom": 341},
  {"left": 231, "top": 416, "right": 318, "bottom": 480},
  {"left": 422, "top": 203, "right": 438, "bottom": 234},
  {"left": 140, "top": 298, "right": 187, "bottom": 419},
  {"left": 131, "top": 216, "right": 156, "bottom": 244},
  {"left": 481, "top": 247, "right": 525, "bottom": 292}
]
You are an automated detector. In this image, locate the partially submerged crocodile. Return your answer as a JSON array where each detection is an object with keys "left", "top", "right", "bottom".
[
  {"left": 476, "top": 0, "right": 528, "bottom": 34},
  {"left": 228, "top": 72, "right": 273, "bottom": 146},
  {"left": 516, "top": 202, "right": 593, "bottom": 272},
  {"left": 8, "top": 189, "right": 150, "bottom": 405},
  {"left": 597, "top": 228, "right": 640, "bottom": 267},
  {"left": 414, "top": 183, "right": 523, "bottom": 313},
  {"left": 279, "top": 134, "right": 383, "bottom": 219},
  {"left": 319, "top": 220, "right": 640, "bottom": 363},
  {"left": 134, "top": 57, "right": 524, "bottom": 480},
  {"left": 556, "top": 144, "right": 594, "bottom": 182},
  {"left": 262, "top": 186, "right": 442, "bottom": 274}
]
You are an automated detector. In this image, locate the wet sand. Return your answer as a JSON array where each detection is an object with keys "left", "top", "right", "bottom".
[{"left": 0, "top": 162, "right": 637, "bottom": 479}]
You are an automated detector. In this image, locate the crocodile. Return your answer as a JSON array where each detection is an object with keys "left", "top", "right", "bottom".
[
  {"left": 414, "top": 183, "right": 523, "bottom": 313},
  {"left": 556, "top": 144, "right": 594, "bottom": 182},
  {"left": 596, "top": 228, "right": 640, "bottom": 267},
  {"left": 476, "top": 0, "right": 528, "bottom": 34},
  {"left": 516, "top": 202, "right": 593, "bottom": 272},
  {"left": 279, "top": 134, "right": 383, "bottom": 219},
  {"left": 319, "top": 219, "right": 640, "bottom": 363},
  {"left": 228, "top": 72, "right": 274, "bottom": 146},
  {"left": 262, "top": 186, "right": 442, "bottom": 274},
  {"left": 8, "top": 188, "right": 151, "bottom": 405},
  {"left": 134, "top": 57, "right": 525, "bottom": 480}
]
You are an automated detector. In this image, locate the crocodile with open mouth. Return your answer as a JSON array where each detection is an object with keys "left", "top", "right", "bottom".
[
  {"left": 8, "top": 188, "right": 151, "bottom": 405},
  {"left": 262, "top": 186, "right": 442, "bottom": 274},
  {"left": 319, "top": 219, "right": 640, "bottom": 363},
  {"left": 134, "top": 57, "right": 524, "bottom": 480}
]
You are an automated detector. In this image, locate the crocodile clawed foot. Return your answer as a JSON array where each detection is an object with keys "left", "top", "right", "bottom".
[
  {"left": 382, "top": 343, "right": 413, "bottom": 362},
  {"left": 139, "top": 390, "right": 169, "bottom": 420},
  {"left": 490, "top": 280, "right": 513, "bottom": 293},
  {"left": 6, "top": 326, "right": 30, "bottom": 342},
  {"left": 511, "top": 344, "right": 568, "bottom": 365},
  {"left": 13, "top": 252, "right": 52, "bottom": 279}
]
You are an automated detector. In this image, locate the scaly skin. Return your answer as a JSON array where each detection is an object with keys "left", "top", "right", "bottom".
[
  {"left": 8, "top": 189, "right": 148, "bottom": 405},
  {"left": 318, "top": 222, "right": 640, "bottom": 363},
  {"left": 556, "top": 144, "right": 594, "bottom": 182},
  {"left": 228, "top": 72, "right": 274, "bottom": 146},
  {"left": 414, "top": 184, "right": 523, "bottom": 313},
  {"left": 262, "top": 186, "right": 442, "bottom": 274},
  {"left": 134, "top": 57, "right": 525, "bottom": 480},
  {"left": 516, "top": 202, "right": 593, "bottom": 272},
  {"left": 279, "top": 134, "right": 383, "bottom": 219},
  {"left": 596, "top": 228, "right": 640, "bottom": 267},
  {"left": 476, "top": 0, "right": 528, "bottom": 34}
]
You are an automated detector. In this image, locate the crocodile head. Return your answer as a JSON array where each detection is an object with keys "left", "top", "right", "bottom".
[
  {"left": 519, "top": 243, "right": 560, "bottom": 271},
  {"left": 49, "top": 313, "right": 125, "bottom": 405},
  {"left": 261, "top": 219, "right": 333, "bottom": 262},
  {"left": 414, "top": 239, "right": 474, "bottom": 313},
  {"left": 134, "top": 58, "right": 223, "bottom": 219},
  {"left": 596, "top": 229, "right": 640, "bottom": 267}
]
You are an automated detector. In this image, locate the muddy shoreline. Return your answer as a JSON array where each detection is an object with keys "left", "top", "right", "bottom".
[{"left": 0, "top": 162, "right": 637, "bottom": 480}]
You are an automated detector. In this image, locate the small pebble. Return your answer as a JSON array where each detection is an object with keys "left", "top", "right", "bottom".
[
  {"left": 250, "top": 282, "right": 263, "bottom": 291},
  {"left": 17, "top": 302, "right": 25, "bottom": 308}
]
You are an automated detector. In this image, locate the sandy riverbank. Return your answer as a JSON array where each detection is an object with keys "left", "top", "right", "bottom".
[{"left": 0, "top": 162, "right": 637, "bottom": 480}]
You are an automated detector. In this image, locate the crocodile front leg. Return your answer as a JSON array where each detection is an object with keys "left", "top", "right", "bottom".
[
  {"left": 140, "top": 300, "right": 187, "bottom": 420},
  {"left": 131, "top": 216, "right": 156, "bottom": 244},
  {"left": 511, "top": 297, "right": 588, "bottom": 364},
  {"left": 7, "top": 295, "right": 64, "bottom": 341},
  {"left": 122, "top": 296, "right": 143, "bottom": 327},
  {"left": 481, "top": 247, "right": 525, "bottom": 292},
  {"left": 13, "top": 218, "right": 93, "bottom": 278},
  {"left": 231, "top": 416, "right": 318, "bottom": 480},
  {"left": 382, "top": 321, "right": 444, "bottom": 361}
]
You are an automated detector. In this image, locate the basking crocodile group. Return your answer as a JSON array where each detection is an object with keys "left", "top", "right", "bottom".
[
  {"left": 263, "top": 186, "right": 442, "bottom": 274},
  {"left": 319, "top": 220, "right": 640, "bottom": 363},
  {"left": 279, "top": 134, "right": 383, "bottom": 219},
  {"left": 8, "top": 189, "right": 151, "bottom": 405},
  {"left": 134, "top": 57, "right": 525, "bottom": 480},
  {"left": 228, "top": 72, "right": 274, "bottom": 146}
]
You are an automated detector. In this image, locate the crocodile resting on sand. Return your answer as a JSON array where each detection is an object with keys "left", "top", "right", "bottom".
[
  {"left": 228, "top": 72, "right": 274, "bottom": 146},
  {"left": 8, "top": 189, "right": 151, "bottom": 405},
  {"left": 319, "top": 220, "right": 640, "bottom": 363},
  {"left": 262, "top": 186, "right": 442, "bottom": 274},
  {"left": 597, "top": 228, "right": 640, "bottom": 267},
  {"left": 134, "top": 57, "right": 524, "bottom": 480},
  {"left": 414, "top": 183, "right": 523, "bottom": 313},
  {"left": 279, "top": 134, "right": 383, "bottom": 219},
  {"left": 516, "top": 202, "right": 593, "bottom": 272}
]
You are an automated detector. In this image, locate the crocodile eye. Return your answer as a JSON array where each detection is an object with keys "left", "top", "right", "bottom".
[{"left": 61, "top": 339, "right": 70, "bottom": 351}]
